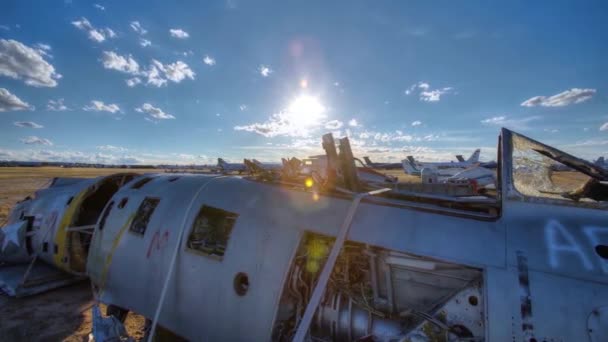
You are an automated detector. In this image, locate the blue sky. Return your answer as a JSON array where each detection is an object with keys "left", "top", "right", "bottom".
[{"left": 1, "top": 0, "right": 607, "bottom": 165}]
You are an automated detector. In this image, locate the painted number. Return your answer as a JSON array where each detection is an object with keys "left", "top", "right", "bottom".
[{"left": 146, "top": 230, "right": 169, "bottom": 258}]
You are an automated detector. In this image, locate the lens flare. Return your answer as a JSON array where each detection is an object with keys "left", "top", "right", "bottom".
[{"left": 285, "top": 95, "right": 326, "bottom": 129}]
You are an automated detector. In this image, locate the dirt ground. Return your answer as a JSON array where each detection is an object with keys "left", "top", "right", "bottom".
[{"left": 0, "top": 167, "right": 156, "bottom": 341}]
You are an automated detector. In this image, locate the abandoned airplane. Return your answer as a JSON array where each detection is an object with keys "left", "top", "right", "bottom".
[{"left": 1, "top": 128, "right": 607, "bottom": 341}]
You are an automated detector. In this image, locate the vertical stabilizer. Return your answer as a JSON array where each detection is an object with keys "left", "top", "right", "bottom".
[{"left": 467, "top": 149, "right": 481, "bottom": 163}]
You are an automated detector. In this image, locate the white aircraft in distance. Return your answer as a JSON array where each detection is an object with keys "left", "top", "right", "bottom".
[
  {"left": 252, "top": 159, "right": 282, "bottom": 170},
  {"left": 444, "top": 166, "right": 496, "bottom": 189},
  {"left": 243, "top": 159, "right": 283, "bottom": 174},
  {"left": 362, "top": 157, "right": 402, "bottom": 170},
  {"left": 402, "top": 149, "right": 481, "bottom": 176},
  {"left": 217, "top": 158, "right": 247, "bottom": 174}
]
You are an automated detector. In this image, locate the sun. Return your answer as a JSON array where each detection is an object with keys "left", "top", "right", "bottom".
[{"left": 285, "top": 95, "right": 326, "bottom": 128}]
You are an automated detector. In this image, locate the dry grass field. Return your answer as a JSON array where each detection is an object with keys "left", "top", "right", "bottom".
[
  {"left": 0, "top": 167, "right": 155, "bottom": 341},
  {"left": 0, "top": 167, "right": 158, "bottom": 226}
]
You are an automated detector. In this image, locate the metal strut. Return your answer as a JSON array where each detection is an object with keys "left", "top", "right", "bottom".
[{"left": 292, "top": 188, "right": 391, "bottom": 342}]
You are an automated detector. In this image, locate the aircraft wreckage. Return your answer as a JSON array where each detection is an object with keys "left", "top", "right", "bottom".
[{"left": 1, "top": 128, "right": 607, "bottom": 341}]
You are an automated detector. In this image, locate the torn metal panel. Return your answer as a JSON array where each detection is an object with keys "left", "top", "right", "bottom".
[
  {"left": 0, "top": 261, "right": 83, "bottom": 297},
  {"left": 1, "top": 173, "right": 136, "bottom": 297},
  {"left": 91, "top": 304, "right": 133, "bottom": 342}
]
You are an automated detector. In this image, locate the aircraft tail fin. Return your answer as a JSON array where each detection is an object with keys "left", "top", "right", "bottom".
[
  {"left": 455, "top": 155, "right": 465, "bottom": 162},
  {"left": 597, "top": 157, "right": 605, "bottom": 165},
  {"left": 363, "top": 156, "right": 373, "bottom": 166},
  {"left": 467, "top": 149, "right": 481, "bottom": 163},
  {"left": 218, "top": 158, "right": 228, "bottom": 168},
  {"left": 402, "top": 159, "right": 419, "bottom": 175},
  {"left": 406, "top": 156, "right": 416, "bottom": 164}
]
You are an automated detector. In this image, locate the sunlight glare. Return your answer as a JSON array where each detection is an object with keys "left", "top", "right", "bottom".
[{"left": 286, "top": 95, "right": 326, "bottom": 128}]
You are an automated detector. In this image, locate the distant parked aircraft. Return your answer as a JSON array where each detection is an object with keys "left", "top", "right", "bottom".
[
  {"left": 217, "top": 158, "right": 246, "bottom": 174},
  {"left": 252, "top": 159, "right": 282, "bottom": 170},
  {"left": 362, "top": 157, "right": 402, "bottom": 170},
  {"left": 403, "top": 149, "right": 481, "bottom": 176}
]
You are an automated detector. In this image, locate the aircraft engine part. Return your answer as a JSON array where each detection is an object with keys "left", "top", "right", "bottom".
[
  {"left": 272, "top": 233, "right": 485, "bottom": 341},
  {"left": 316, "top": 292, "right": 403, "bottom": 340}
]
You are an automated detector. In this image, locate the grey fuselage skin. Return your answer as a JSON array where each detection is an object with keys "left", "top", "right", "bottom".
[
  {"left": 87, "top": 173, "right": 606, "bottom": 340},
  {"left": 2, "top": 128, "right": 607, "bottom": 341}
]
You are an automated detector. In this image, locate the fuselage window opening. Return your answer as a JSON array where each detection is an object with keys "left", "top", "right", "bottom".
[
  {"left": 186, "top": 205, "right": 238, "bottom": 259},
  {"left": 131, "top": 177, "right": 153, "bottom": 189},
  {"left": 129, "top": 197, "right": 160, "bottom": 235}
]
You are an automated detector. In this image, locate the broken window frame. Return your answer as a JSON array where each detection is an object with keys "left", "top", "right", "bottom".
[
  {"left": 129, "top": 197, "right": 161, "bottom": 236},
  {"left": 185, "top": 205, "right": 238, "bottom": 260},
  {"left": 502, "top": 128, "right": 607, "bottom": 209}
]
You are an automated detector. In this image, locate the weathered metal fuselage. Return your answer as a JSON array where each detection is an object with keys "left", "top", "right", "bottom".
[{"left": 1, "top": 129, "right": 606, "bottom": 341}]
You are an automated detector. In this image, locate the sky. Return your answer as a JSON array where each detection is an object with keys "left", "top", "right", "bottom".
[{"left": 1, "top": 0, "right": 607, "bottom": 165}]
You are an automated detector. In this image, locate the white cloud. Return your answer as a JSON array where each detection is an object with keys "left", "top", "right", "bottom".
[
  {"left": 0, "top": 88, "right": 32, "bottom": 111},
  {"left": 324, "top": 120, "right": 343, "bottom": 130},
  {"left": 94, "top": 4, "right": 105, "bottom": 10},
  {"left": 420, "top": 87, "right": 452, "bottom": 102},
  {"left": 348, "top": 119, "right": 358, "bottom": 127},
  {"left": 100, "top": 52, "right": 194, "bottom": 87},
  {"left": 144, "top": 62, "right": 165, "bottom": 87},
  {"left": 47, "top": 98, "right": 68, "bottom": 111},
  {"left": 83, "top": 100, "right": 120, "bottom": 113},
  {"left": 481, "top": 115, "right": 541, "bottom": 130},
  {"left": 258, "top": 64, "right": 272, "bottom": 77},
  {"left": 169, "top": 28, "right": 189, "bottom": 39},
  {"left": 203, "top": 55, "right": 216, "bottom": 66},
  {"left": 372, "top": 131, "right": 414, "bottom": 143},
  {"left": 21, "top": 136, "right": 52, "bottom": 145},
  {"left": 14, "top": 121, "right": 43, "bottom": 128},
  {"left": 88, "top": 30, "right": 105, "bottom": 43},
  {"left": 105, "top": 28, "right": 116, "bottom": 38},
  {"left": 239, "top": 104, "right": 247, "bottom": 111},
  {"left": 34, "top": 43, "right": 52, "bottom": 57},
  {"left": 0, "top": 39, "right": 61, "bottom": 87},
  {"left": 97, "top": 145, "right": 127, "bottom": 152},
  {"left": 147, "top": 59, "right": 194, "bottom": 85},
  {"left": 72, "top": 17, "right": 116, "bottom": 43},
  {"left": 101, "top": 51, "right": 140, "bottom": 74},
  {"left": 405, "top": 82, "right": 453, "bottom": 102},
  {"left": 135, "top": 103, "right": 175, "bottom": 120},
  {"left": 0, "top": 147, "right": 152, "bottom": 165},
  {"left": 521, "top": 88, "right": 596, "bottom": 107},
  {"left": 126, "top": 77, "right": 142, "bottom": 87},
  {"left": 130, "top": 21, "right": 147, "bottom": 35},
  {"left": 600, "top": 122, "right": 608, "bottom": 131},
  {"left": 139, "top": 38, "right": 151, "bottom": 47},
  {"left": 235, "top": 95, "right": 327, "bottom": 138},
  {"left": 411, "top": 120, "right": 422, "bottom": 126}
]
